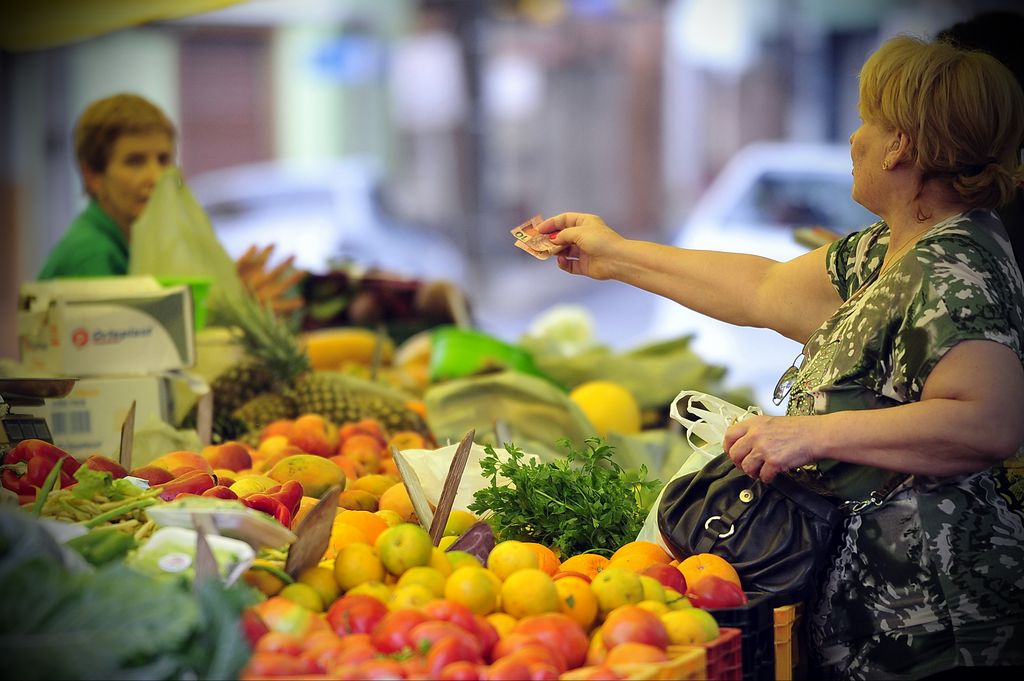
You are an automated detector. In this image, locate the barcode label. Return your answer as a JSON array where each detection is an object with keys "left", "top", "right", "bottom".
[{"left": 50, "top": 411, "right": 91, "bottom": 435}]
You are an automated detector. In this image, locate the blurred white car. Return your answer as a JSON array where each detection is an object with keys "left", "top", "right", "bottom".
[
  {"left": 646, "top": 141, "right": 878, "bottom": 413},
  {"left": 187, "top": 157, "right": 467, "bottom": 284}
]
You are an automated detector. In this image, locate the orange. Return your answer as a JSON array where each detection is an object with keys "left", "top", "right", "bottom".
[
  {"left": 428, "top": 547, "right": 453, "bottom": 577},
  {"left": 523, "top": 543, "right": 561, "bottom": 577},
  {"left": 387, "top": 584, "right": 436, "bottom": 611},
  {"left": 609, "top": 541, "right": 673, "bottom": 565},
  {"left": 606, "top": 553, "right": 658, "bottom": 573},
  {"left": 333, "top": 542, "right": 385, "bottom": 592},
  {"left": 487, "top": 540, "right": 539, "bottom": 581},
  {"left": 377, "top": 483, "right": 416, "bottom": 523},
  {"left": 444, "top": 566, "right": 499, "bottom": 616},
  {"left": 278, "top": 582, "right": 324, "bottom": 612},
  {"left": 679, "top": 553, "right": 742, "bottom": 592},
  {"left": 326, "top": 520, "right": 369, "bottom": 560},
  {"left": 554, "top": 576, "right": 599, "bottom": 630},
  {"left": 336, "top": 510, "right": 390, "bottom": 545},
  {"left": 485, "top": 612, "right": 517, "bottom": 638},
  {"left": 346, "top": 580, "right": 392, "bottom": 604},
  {"left": 500, "top": 568, "right": 559, "bottom": 619},
  {"left": 559, "top": 553, "right": 610, "bottom": 579},
  {"left": 590, "top": 567, "right": 645, "bottom": 616},
  {"left": 396, "top": 566, "right": 447, "bottom": 598}
]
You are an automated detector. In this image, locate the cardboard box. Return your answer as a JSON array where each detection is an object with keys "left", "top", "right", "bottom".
[
  {"left": 20, "top": 374, "right": 173, "bottom": 461},
  {"left": 18, "top": 276, "right": 196, "bottom": 377}
]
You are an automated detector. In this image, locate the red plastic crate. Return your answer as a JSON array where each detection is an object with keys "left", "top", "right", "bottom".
[{"left": 691, "top": 627, "right": 743, "bottom": 681}]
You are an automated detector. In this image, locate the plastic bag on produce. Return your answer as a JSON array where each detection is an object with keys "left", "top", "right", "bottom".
[
  {"left": 398, "top": 442, "right": 540, "bottom": 515},
  {"left": 128, "top": 168, "right": 247, "bottom": 316},
  {"left": 635, "top": 391, "right": 762, "bottom": 547},
  {"left": 132, "top": 413, "right": 203, "bottom": 468},
  {"left": 521, "top": 334, "right": 754, "bottom": 410},
  {"left": 423, "top": 370, "right": 596, "bottom": 463}
]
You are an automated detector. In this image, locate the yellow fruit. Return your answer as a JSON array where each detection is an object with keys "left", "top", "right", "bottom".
[
  {"left": 268, "top": 455, "right": 346, "bottom": 499},
  {"left": 500, "top": 568, "right": 559, "bottom": 619},
  {"left": 486, "top": 612, "right": 518, "bottom": 638},
  {"left": 444, "top": 510, "right": 478, "bottom": 537},
  {"left": 661, "top": 609, "right": 708, "bottom": 645},
  {"left": 388, "top": 584, "right": 436, "bottom": 611},
  {"left": 439, "top": 535, "right": 458, "bottom": 551},
  {"left": 397, "top": 566, "right": 447, "bottom": 598},
  {"left": 375, "top": 509, "right": 404, "bottom": 527},
  {"left": 278, "top": 582, "right": 324, "bottom": 613},
  {"left": 298, "top": 566, "right": 341, "bottom": 608},
  {"left": 638, "top": 575, "right": 667, "bottom": 603},
  {"left": 428, "top": 547, "right": 453, "bottom": 577},
  {"left": 375, "top": 523, "right": 434, "bottom": 576},
  {"left": 636, "top": 600, "right": 671, "bottom": 617},
  {"left": 555, "top": 576, "right": 599, "bottom": 630},
  {"left": 686, "top": 608, "right": 721, "bottom": 642},
  {"left": 664, "top": 588, "right": 693, "bottom": 610},
  {"left": 569, "top": 380, "right": 641, "bottom": 436},
  {"left": 242, "top": 560, "right": 289, "bottom": 596},
  {"left": 302, "top": 327, "right": 394, "bottom": 370},
  {"left": 444, "top": 566, "right": 499, "bottom": 616},
  {"left": 487, "top": 540, "right": 539, "bottom": 581},
  {"left": 590, "top": 567, "right": 645, "bottom": 615},
  {"left": 334, "top": 542, "right": 385, "bottom": 591},
  {"left": 229, "top": 474, "right": 278, "bottom": 497},
  {"left": 448, "top": 550, "right": 483, "bottom": 572},
  {"left": 347, "top": 580, "right": 392, "bottom": 603}
]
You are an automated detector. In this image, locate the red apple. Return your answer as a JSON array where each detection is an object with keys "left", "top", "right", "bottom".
[
  {"left": 83, "top": 455, "right": 128, "bottom": 479},
  {"left": 639, "top": 563, "right": 686, "bottom": 594}
]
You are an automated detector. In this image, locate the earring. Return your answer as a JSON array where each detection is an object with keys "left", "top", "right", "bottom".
[{"left": 882, "top": 160, "right": 890, "bottom": 170}]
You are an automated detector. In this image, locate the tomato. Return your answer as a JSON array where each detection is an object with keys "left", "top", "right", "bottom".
[
  {"left": 360, "top": 658, "right": 407, "bottom": 679},
  {"left": 254, "top": 631, "right": 304, "bottom": 656},
  {"left": 302, "top": 630, "right": 343, "bottom": 652},
  {"left": 600, "top": 605, "right": 668, "bottom": 650},
  {"left": 560, "top": 664, "right": 623, "bottom": 680},
  {"left": 688, "top": 575, "right": 748, "bottom": 609},
  {"left": 481, "top": 656, "right": 532, "bottom": 681},
  {"left": 426, "top": 636, "right": 479, "bottom": 678},
  {"left": 604, "top": 642, "right": 668, "bottom": 665},
  {"left": 503, "top": 643, "right": 567, "bottom": 674},
  {"left": 472, "top": 615, "right": 499, "bottom": 660},
  {"left": 511, "top": 613, "right": 589, "bottom": 670},
  {"left": 326, "top": 594, "right": 388, "bottom": 636},
  {"left": 299, "top": 638, "right": 347, "bottom": 673},
  {"left": 400, "top": 655, "right": 429, "bottom": 678},
  {"left": 422, "top": 599, "right": 479, "bottom": 635},
  {"left": 527, "top": 661, "right": 561, "bottom": 680},
  {"left": 438, "top": 660, "right": 481, "bottom": 680},
  {"left": 370, "top": 608, "right": 431, "bottom": 654},
  {"left": 328, "top": 641, "right": 379, "bottom": 669},
  {"left": 489, "top": 633, "right": 540, "bottom": 663},
  {"left": 410, "top": 620, "right": 482, "bottom": 663},
  {"left": 238, "top": 652, "right": 306, "bottom": 679},
  {"left": 238, "top": 608, "right": 270, "bottom": 649}
]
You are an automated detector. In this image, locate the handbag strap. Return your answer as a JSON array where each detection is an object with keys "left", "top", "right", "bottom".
[
  {"left": 837, "top": 472, "right": 910, "bottom": 514},
  {"left": 694, "top": 478, "right": 759, "bottom": 554}
]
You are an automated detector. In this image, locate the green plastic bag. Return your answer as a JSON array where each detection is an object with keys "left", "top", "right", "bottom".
[
  {"left": 129, "top": 168, "right": 247, "bottom": 317},
  {"left": 429, "top": 327, "right": 558, "bottom": 385}
]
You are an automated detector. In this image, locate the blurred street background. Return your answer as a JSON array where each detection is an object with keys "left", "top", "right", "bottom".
[{"left": 2, "top": 0, "right": 1018, "bottom": 411}]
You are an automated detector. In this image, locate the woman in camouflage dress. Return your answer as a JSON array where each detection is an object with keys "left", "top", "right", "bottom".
[{"left": 539, "top": 35, "right": 1024, "bottom": 678}]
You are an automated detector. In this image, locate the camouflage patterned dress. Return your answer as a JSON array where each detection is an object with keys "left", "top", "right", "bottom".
[{"left": 784, "top": 209, "right": 1024, "bottom": 679}]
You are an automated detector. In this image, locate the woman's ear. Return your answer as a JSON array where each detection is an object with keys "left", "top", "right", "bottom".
[
  {"left": 80, "top": 164, "right": 102, "bottom": 198},
  {"left": 887, "top": 129, "right": 912, "bottom": 167}
]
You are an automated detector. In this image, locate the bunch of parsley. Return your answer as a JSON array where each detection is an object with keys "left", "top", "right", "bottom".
[{"left": 468, "top": 438, "right": 662, "bottom": 558}]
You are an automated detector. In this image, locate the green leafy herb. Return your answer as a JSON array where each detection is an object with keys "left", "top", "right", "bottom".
[
  {"left": 71, "top": 466, "right": 145, "bottom": 502},
  {"left": 468, "top": 438, "right": 662, "bottom": 558}
]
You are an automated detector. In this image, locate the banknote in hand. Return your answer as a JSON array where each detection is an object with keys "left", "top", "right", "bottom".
[{"left": 511, "top": 215, "right": 565, "bottom": 260}]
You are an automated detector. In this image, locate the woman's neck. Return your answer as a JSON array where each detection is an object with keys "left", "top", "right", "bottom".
[{"left": 883, "top": 180, "right": 970, "bottom": 248}]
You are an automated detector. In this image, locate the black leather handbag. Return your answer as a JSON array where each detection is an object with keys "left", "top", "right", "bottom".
[{"left": 657, "top": 453, "right": 846, "bottom": 605}]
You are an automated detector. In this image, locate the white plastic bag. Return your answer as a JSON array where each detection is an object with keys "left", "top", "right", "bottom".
[
  {"left": 398, "top": 442, "right": 540, "bottom": 516},
  {"left": 635, "top": 391, "right": 762, "bottom": 547}
]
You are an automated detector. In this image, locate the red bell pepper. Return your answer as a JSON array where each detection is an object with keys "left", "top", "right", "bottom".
[
  {"left": 240, "top": 494, "right": 291, "bottom": 528},
  {"left": 201, "top": 485, "right": 239, "bottom": 500},
  {"left": 268, "top": 480, "right": 303, "bottom": 519},
  {"left": 158, "top": 471, "right": 216, "bottom": 502},
  {"left": 2, "top": 439, "right": 78, "bottom": 494}
]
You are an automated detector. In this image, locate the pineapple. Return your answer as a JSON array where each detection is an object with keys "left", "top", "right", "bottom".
[
  {"left": 293, "top": 372, "right": 431, "bottom": 439},
  {"left": 233, "top": 392, "right": 298, "bottom": 433}
]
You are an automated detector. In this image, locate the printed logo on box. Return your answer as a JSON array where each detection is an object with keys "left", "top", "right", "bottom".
[{"left": 70, "top": 326, "right": 154, "bottom": 349}]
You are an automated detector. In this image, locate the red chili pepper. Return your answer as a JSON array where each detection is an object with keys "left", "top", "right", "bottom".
[
  {"left": 240, "top": 494, "right": 291, "bottom": 528},
  {"left": 158, "top": 471, "right": 216, "bottom": 502},
  {"left": 201, "top": 485, "right": 239, "bottom": 500},
  {"left": 268, "top": 480, "right": 303, "bottom": 518}
]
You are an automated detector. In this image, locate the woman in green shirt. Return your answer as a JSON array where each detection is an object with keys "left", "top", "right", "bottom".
[
  {"left": 39, "top": 94, "right": 175, "bottom": 280},
  {"left": 541, "top": 36, "right": 1024, "bottom": 678}
]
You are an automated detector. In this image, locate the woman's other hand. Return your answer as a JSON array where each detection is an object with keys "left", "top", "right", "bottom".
[
  {"left": 236, "top": 244, "right": 306, "bottom": 315},
  {"left": 536, "top": 213, "right": 625, "bottom": 280},
  {"left": 723, "top": 415, "right": 821, "bottom": 483}
]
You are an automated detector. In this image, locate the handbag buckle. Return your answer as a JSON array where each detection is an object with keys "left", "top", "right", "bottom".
[
  {"left": 704, "top": 515, "right": 735, "bottom": 538},
  {"left": 842, "top": 495, "right": 884, "bottom": 514}
]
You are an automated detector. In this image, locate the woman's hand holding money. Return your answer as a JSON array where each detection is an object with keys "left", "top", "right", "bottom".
[{"left": 537, "top": 213, "right": 626, "bottom": 280}]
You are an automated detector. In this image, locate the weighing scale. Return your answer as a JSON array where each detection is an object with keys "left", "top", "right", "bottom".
[{"left": 0, "top": 378, "right": 77, "bottom": 460}]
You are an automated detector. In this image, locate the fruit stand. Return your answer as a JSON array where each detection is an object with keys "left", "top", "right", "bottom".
[{"left": 2, "top": 270, "right": 800, "bottom": 681}]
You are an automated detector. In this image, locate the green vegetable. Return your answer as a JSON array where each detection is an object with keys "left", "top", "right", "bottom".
[
  {"left": 72, "top": 466, "right": 144, "bottom": 502},
  {"left": 31, "top": 458, "right": 64, "bottom": 518},
  {"left": 82, "top": 497, "right": 158, "bottom": 529},
  {"left": 65, "top": 528, "right": 136, "bottom": 566},
  {"left": 468, "top": 438, "right": 662, "bottom": 558}
]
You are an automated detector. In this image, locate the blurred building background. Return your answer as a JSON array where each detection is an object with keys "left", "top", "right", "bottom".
[{"left": 2, "top": 0, "right": 1019, "bottom": 379}]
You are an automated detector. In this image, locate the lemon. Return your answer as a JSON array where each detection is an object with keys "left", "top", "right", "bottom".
[
  {"left": 569, "top": 380, "right": 641, "bottom": 436},
  {"left": 279, "top": 582, "right": 325, "bottom": 613}
]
